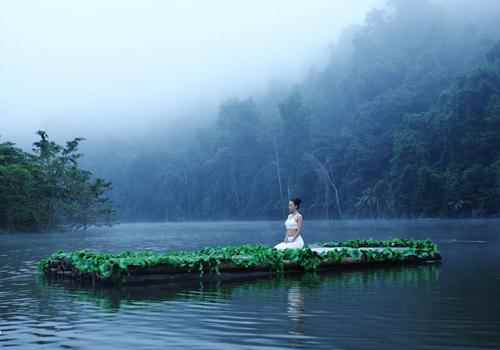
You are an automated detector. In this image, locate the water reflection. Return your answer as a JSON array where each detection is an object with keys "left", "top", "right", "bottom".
[
  {"left": 11, "top": 218, "right": 500, "bottom": 349},
  {"left": 37, "top": 265, "right": 440, "bottom": 312},
  {"left": 286, "top": 283, "right": 305, "bottom": 348}
]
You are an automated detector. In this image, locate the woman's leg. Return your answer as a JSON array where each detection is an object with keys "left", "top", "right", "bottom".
[
  {"left": 295, "top": 235, "right": 304, "bottom": 248},
  {"left": 275, "top": 236, "right": 304, "bottom": 250},
  {"left": 286, "top": 236, "right": 303, "bottom": 249},
  {"left": 274, "top": 242, "right": 287, "bottom": 250}
]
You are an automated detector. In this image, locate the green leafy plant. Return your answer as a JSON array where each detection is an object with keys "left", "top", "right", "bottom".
[
  {"left": 322, "top": 238, "right": 438, "bottom": 253},
  {"left": 38, "top": 239, "right": 440, "bottom": 282}
]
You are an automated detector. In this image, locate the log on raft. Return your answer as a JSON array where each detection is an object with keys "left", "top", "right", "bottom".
[{"left": 38, "top": 239, "right": 442, "bottom": 286}]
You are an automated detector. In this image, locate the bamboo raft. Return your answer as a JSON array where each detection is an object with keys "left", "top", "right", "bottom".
[{"left": 39, "top": 240, "right": 442, "bottom": 287}]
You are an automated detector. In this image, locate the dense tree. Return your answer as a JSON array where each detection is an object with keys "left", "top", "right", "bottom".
[
  {"left": 82, "top": 0, "right": 500, "bottom": 221},
  {"left": 0, "top": 131, "right": 115, "bottom": 232}
]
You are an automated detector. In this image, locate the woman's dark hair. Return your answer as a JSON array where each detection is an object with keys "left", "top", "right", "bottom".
[{"left": 291, "top": 198, "right": 302, "bottom": 209}]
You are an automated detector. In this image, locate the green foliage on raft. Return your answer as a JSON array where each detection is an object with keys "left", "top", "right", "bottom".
[
  {"left": 38, "top": 240, "right": 440, "bottom": 281},
  {"left": 322, "top": 238, "right": 438, "bottom": 252}
]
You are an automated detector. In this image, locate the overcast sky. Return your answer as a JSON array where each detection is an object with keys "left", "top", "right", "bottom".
[{"left": 1, "top": 0, "right": 385, "bottom": 149}]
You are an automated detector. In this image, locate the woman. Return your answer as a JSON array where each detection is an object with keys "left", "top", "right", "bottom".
[{"left": 274, "top": 198, "right": 305, "bottom": 250}]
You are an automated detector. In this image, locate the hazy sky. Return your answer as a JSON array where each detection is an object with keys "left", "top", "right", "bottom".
[{"left": 1, "top": 0, "right": 384, "bottom": 148}]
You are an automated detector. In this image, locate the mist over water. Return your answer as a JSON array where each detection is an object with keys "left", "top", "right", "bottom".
[
  {"left": 2, "top": 2, "right": 500, "bottom": 347},
  {"left": 1, "top": 219, "right": 500, "bottom": 349}
]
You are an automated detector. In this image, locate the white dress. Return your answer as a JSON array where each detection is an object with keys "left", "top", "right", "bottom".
[{"left": 274, "top": 213, "right": 305, "bottom": 250}]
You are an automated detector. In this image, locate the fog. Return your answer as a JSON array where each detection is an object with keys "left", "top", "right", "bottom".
[
  {"left": 1, "top": 0, "right": 386, "bottom": 149},
  {"left": 2, "top": 0, "right": 500, "bottom": 224}
]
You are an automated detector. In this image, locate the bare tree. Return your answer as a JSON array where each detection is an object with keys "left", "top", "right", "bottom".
[{"left": 303, "top": 152, "right": 343, "bottom": 218}]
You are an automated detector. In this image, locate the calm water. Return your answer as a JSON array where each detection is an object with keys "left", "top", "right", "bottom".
[{"left": 1, "top": 219, "right": 500, "bottom": 349}]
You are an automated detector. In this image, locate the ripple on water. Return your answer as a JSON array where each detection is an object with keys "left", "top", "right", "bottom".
[{"left": 2, "top": 220, "right": 500, "bottom": 349}]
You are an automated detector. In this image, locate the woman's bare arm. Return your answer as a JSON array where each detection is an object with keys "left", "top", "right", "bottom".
[{"left": 291, "top": 214, "right": 303, "bottom": 241}]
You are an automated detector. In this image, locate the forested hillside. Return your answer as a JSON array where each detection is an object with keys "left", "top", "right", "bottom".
[{"left": 74, "top": 1, "right": 500, "bottom": 221}]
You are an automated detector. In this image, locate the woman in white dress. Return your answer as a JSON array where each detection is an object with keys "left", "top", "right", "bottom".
[{"left": 274, "top": 198, "right": 305, "bottom": 250}]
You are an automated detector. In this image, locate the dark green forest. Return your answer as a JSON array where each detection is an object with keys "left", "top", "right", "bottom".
[
  {"left": 3, "top": 0, "right": 500, "bottom": 228},
  {"left": 0, "top": 131, "right": 114, "bottom": 231},
  {"left": 94, "top": 0, "right": 499, "bottom": 221}
]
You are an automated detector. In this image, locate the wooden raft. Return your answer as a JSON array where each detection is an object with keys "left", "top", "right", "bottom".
[{"left": 42, "top": 246, "right": 442, "bottom": 286}]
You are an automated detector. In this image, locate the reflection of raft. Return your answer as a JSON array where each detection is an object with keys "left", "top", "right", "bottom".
[
  {"left": 39, "top": 265, "right": 441, "bottom": 311},
  {"left": 39, "top": 239, "right": 442, "bottom": 286}
]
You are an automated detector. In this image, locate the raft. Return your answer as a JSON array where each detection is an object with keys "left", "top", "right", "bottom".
[{"left": 38, "top": 239, "right": 442, "bottom": 287}]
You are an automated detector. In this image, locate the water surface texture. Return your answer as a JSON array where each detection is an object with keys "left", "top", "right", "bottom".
[{"left": 1, "top": 219, "right": 500, "bottom": 349}]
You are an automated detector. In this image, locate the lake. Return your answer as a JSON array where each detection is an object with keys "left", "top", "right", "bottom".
[{"left": 1, "top": 219, "right": 499, "bottom": 349}]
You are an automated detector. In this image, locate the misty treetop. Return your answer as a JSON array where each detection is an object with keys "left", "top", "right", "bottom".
[
  {"left": 0, "top": 131, "right": 115, "bottom": 232},
  {"left": 62, "top": 0, "right": 500, "bottom": 221}
]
